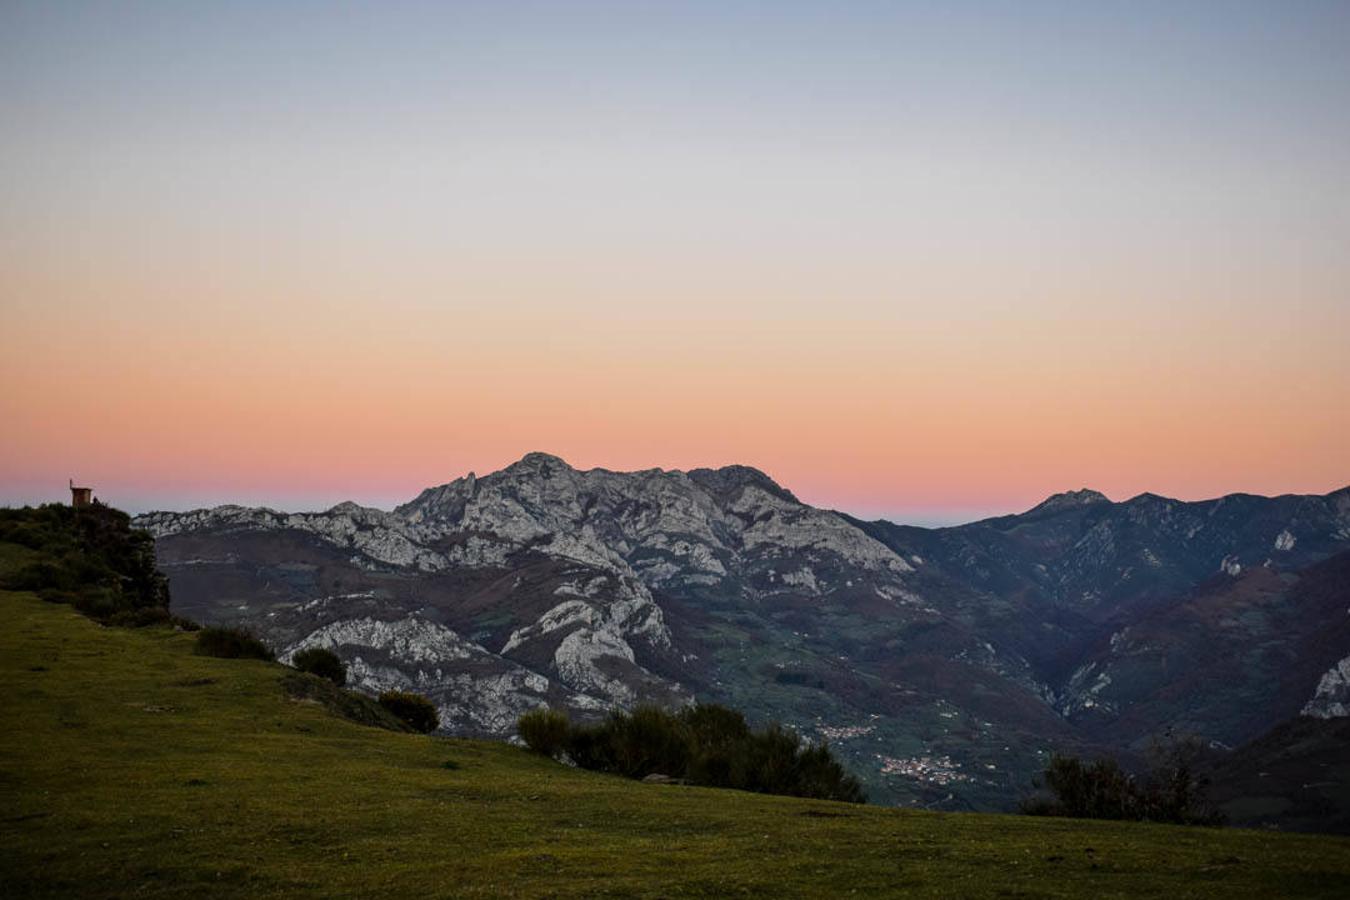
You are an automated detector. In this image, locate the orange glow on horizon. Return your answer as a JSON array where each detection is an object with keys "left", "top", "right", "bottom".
[{"left": 3, "top": 256, "right": 1346, "bottom": 519}]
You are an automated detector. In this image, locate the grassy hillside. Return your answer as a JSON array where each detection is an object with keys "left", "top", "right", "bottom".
[{"left": 3, "top": 544, "right": 1349, "bottom": 897}]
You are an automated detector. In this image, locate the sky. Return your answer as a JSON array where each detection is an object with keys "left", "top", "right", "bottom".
[{"left": 2, "top": 1, "right": 1347, "bottom": 525}]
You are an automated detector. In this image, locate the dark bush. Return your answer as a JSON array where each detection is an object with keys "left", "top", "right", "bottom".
[
  {"left": 36, "top": 587, "right": 82, "bottom": 605},
  {"left": 0, "top": 503, "right": 172, "bottom": 625},
  {"left": 564, "top": 720, "right": 618, "bottom": 771},
  {"left": 781, "top": 739, "right": 865, "bottom": 803},
  {"left": 740, "top": 723, "right": 810, "bottom": 796},
  {"left": 604, "top": 705, "right": 693, "bottom": 778},
  {"left": 170, "top": 615, "right": 202, "bottom": 632},
  {"left": 1140, "top": 734, "right": 1224, "bottom": 826},
  {"left": 72, "top": 586, "right": 121, "bottom": 620},
  {"left": 0, "top": 520, "right": 50, "bottom": 549},
  {"left": 280, "top": 672, "right": 410, "bottom": 733},
  {"left": 1023, "top": 741, "right": 1222, "bottom": 826},
  {"left": 518, "top": 707, "right": 571, "bottom": 758},
  {"left": 518, "top": 702, "right": 865, "bottom": 803},
  {"left": 105, "top": 607, "right": 174, "bottom": 628},
  {"left": 291, "top": 647, "right": 346, "bottom": 686},
  {"left": 1018, "top": 795, "right": 1059, "bottom": 817},
  {"left": 4, "top": 561, "right": 72, "bottom": 592},
  {"left": 378, "top": 690, "right": 439, "bottom": 733},
  {"left": 1024, "top": 755, "right": 1140, "bottom": 820},
  {"left": 681, "top": 703, "right": 750, "bottom": 749},
  {"left": 195, "top": 626, "right": 275, "bottom": 661}
]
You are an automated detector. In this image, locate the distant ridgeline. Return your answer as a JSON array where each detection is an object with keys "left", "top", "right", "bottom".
[{"left": 0, "top": 504, "right": 171, "bottom": 625}]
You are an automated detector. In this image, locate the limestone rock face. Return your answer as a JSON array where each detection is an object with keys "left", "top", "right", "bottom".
[
  {"left": 1303, "top": 655, "right": 1350, "bottom": 719},
  {"left": 135, "top": 452, "right": 921, "bottom": 739}
]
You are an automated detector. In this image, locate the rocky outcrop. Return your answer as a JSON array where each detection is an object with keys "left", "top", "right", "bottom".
[{"left": 1303, "top": 655, "right": 1350, "bottom": 719}]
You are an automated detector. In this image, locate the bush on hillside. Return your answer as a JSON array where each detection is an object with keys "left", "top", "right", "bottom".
[
  {"left": 518, "top": 707, "right": 571, "bottom": 758},
  {"left": 1024, "top": 755, "right": 1140, "bottom": 820},
  {"left": 279, "top": 672, "right": 411, "bottom": 733},
  {"left": 681, "top": 703, "right": 752, "bottom": 786},
  {"left": 195, "top": 626, "right": 275, "bottom": 661},
  {"left": 378, "top": 690, "right": 439, "bottom": 733},
  {"left": 173, "top": 615, "right": 202, "bottom": 632},
  {"left": 1139, "top": 734, "right": 1224, "bottom": 826},
  {"left": 515, "top": 703, "right": 865, "bottom": 804},
  {"left": 1023, "top": 740, "right": 1222, "bottom": 826},
  {"left": 5, "top": 561, "right": 72, "bottom": 592},
  {"left": 291, "top": 647, "right": 347, "bottom": 686},
  {"left": 105, "top": 607, "right": 174, "bottom": 628},
  {"left": 0, "top": 504, "right": 172, "bottom": 625},
  {"left": 597, "top": 705, "right": 694, "bottom": 779}
]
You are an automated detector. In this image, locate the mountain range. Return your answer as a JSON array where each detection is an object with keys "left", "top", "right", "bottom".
[{"left": 133, "top": 453, "right": 1350, "bottom": 811}]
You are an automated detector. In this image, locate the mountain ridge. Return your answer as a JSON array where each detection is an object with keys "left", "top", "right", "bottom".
[
  {"left": 139, "top": 452, "right": 1350, "bottom": 526},
  {"left": 132, "top": 453, "right": 1350, "bottom": 810}
]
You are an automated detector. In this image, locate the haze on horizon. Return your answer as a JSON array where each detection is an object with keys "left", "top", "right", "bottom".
[{"left": 2, "top": 2, "right": 1347, "bottom": 524}]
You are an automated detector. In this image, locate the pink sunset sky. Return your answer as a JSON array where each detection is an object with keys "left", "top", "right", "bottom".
[{"left": 2, "top": 3, "right": 1347, "bottom": 524}]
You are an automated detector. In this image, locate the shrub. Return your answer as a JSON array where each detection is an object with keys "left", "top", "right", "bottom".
[
  {"left": 603, "top": 705, "right": 693, "bottom": 778},
  {"left": 564, "top": 720, "right": 618, "bottom": 771},
  {"left": 785, "top": 740, "right": 866, "bottom": 804},
  {"left": 0, "top": 503, "right": 171, "bottom": 624},
  {"left": 378, "top": 690, "right": 439, "bottom": 733},
  {"left": 72, "top": 586, "right": 121, "bottom": 620},
  {"left": 518, "top": 707, "right": 571, "bottom": 758},
  {"left": 516, "top": 702, "right": 865, "bottom": 803},
  {"left": 291, "top": 647, "right": 346, "bottom": 686},
  {"left": 0, "top": 520, "right": 50, "bottom": 549},
  {"left": 680, "top": 703, "right": 750, "bottom": 749},
  {"left": 1023, "top": 743, "right": 1222, "bottom": 825},
  {"left": 279, "top": 672, "right": 409, "bottom": 733},
  {"left": 1024, "top": 755, "right": 1139, "bottom": 820},
  {"left": 1140, "top": 734, "right": 1224, "bottom": 826},
  {"left": 740, "top": 723, "right": 808, "bottom": 796},
  {"left": 4, "top": 561, "right": 72, "bottom": 592},
  {"left": 36, "top": 587, "right": 82, "bottom": 605},
  {"left": 170, "top": 615, "right": 202, "bottom": 632},
  {"left": 105, "top": 607, "right": 174, "bottom": 628},
  {"left": 195, "top": 626, "right": 275, "bottom": 661}
]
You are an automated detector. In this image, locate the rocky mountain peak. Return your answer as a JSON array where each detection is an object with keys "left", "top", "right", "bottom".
[
  {"left": 1121, "top": 492, "right": 1177, "bottom": 515},
  {"left": 1025, "top": 488, "right": 1111, "bottom": 516},
  {"left": 396, "top": 455, "right": 803, "bottom": 529},
  {"left": 505, "top": 451, "right": 573, "bottom": 475},
  {"left": 687, "top": 464, "right": 797, "bottom": 505}
]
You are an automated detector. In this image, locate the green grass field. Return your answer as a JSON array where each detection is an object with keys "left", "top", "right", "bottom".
[{"left": 3, "top": 544, "right": 1349, "bottom": 897}]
